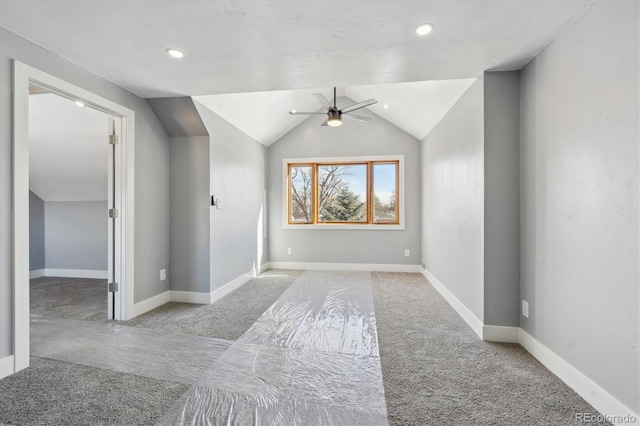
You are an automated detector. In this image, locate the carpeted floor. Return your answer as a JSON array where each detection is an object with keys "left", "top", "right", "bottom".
[
  {"left": 121, "top": 269, "right": 303, "bottom": 340},
  {"left": 371, "top": 271, "right": 611, "bottom": 426},
  {"left": 30, "top": 276, "right": 107, "bottom": 321},
  {"left": 0, "top": 356, "right": 189, "bottom": 425},
  {"left": 5, "top": 270, "right": 613, "bottom": 425}
]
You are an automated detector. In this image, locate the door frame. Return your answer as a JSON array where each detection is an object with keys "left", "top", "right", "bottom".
[{"left": 12, "top": 61, "right": 136, "bottom": 373}]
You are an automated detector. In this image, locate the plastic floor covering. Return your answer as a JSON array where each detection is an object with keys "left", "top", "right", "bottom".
[{"left": 31, "top": 270, "right": 388, "bottom": 425}]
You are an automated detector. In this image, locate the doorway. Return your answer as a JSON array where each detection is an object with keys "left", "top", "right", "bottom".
[
  {"left": 12, "top": 61, "right": 136, "bottom": 373},
  {"left": 28, "top": 87, "right": 113, "bottom": 321}
]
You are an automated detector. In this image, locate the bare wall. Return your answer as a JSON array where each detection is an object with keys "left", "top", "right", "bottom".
[
  {"left": 268, "top": 97, "right": 421, "bottom": 266},
  {"left": 421, "top": 79, "right": 485, "bottom": 320},
  {"left": 520, "top": 1, "right": 639, "bottom": 412},
  {"left": 44, "top": 201, "right": 108, "bottom": 271},
  {"left": 169, "top": 136, "right": 210, "bottom": 293}
]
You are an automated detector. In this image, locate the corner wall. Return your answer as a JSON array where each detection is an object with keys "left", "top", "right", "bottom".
[
  {"left": 519, "top": 0, "right": 639, "bottom": 413},
  {"left": 194, "top": 101, "right": 269, "bottom": 291}
]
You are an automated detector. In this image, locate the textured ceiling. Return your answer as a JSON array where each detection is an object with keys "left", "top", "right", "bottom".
[
  {"left": 0, "top": 1, "right": 592, "bottom": 98},
  {"left": 29, "top": 93, "right": 110, "bottom": 201},
  {"left": 4, "top": 1, "right": 594, "bottom": 161}
]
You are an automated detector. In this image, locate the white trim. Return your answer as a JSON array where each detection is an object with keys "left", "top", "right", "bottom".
[
  {"left": 29, "top": 269, "right": 46, "bottom": 279},
  {"left": 170, "top": 290, "right": 211, "bottom": 304},
  {"left": 131, "top": 291, "right": 170, "bottom": 318},
  {"left": 258, "top": 262, "right": 271, "bottom": 274},
  {"left": 272, "top": 261, "right": 421, "bottom": 273},
  {"left": 421, "top": 266, "right": 638, "bottom": 424},
  {"left": 127, "top": 271, "right": 256, "bottom": 318},
  {"left": 282, "top": 155, "right": 405, "bottom": 230},
  {"left": 422, "top": 267, "right": 484, "bottom": 339},
  {"left": 209, "top": 271, "right": 254, "bottom": 304},
  {"left": 12, "top": 61, "right": 136, "bottom": 372},
  {"left": 0, "top": 356, "right": 15, "bottom": 380},
  {"left": 42, "top": 269, "right": 108, "bottom": 279},
  {"left": 519, "top": 330, "right": 639, "bottom": 426},
  {"left": 482, "top": 325, "right": 520, "bottom": 343}
]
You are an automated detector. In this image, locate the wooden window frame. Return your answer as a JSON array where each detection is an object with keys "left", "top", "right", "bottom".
[{"left": 286, "top": 159, "right": 401, "bottom": 227}]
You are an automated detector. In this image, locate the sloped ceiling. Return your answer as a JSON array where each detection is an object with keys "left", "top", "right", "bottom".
[
  {"left": 195, "top": 79, "right": 476, "bottom": 145},
  {"left": 29, "top": 93, "right": 110, "bottom": 201}
]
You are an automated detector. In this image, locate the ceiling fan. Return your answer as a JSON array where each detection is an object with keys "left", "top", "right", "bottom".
[{"left": 289, "top": 87, "right": 377, "bottom": 127}]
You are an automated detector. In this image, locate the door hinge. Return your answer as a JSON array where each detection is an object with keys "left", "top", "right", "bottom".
[
  {"left": 108, "top": 208, "right": 118, "bottom": 218},
  {"left": 108, "top": 282, "right": 119, "bottom": 292},
  {"left": 108, "top": 134, "right": 118, "bottom": 145}
]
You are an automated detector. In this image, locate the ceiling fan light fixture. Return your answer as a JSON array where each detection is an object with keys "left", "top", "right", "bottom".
[
  {"left": 327, "top": 117, "right": 342, "bottom": 127},
  {"left": 327, "top": 110, "right": 342, "bottom": 127}
]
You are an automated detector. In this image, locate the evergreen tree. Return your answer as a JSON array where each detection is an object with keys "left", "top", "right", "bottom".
[{"left": 321, "top": 187, "right": 366, "bottom": 221}]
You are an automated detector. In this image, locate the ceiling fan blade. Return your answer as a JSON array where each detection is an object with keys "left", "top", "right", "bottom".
[
  {"left": 289, "top": 111, "right": 326, "bottom": 115},
  {"left": 342, "top": 113, "right": 371, "bottom": 122},
  {"left": 340, "top": 98, "right": 377, "bottom": 114},
  {"left": 320, "top": 119, "right": 329, "bottom": 126},
  {"left": 313, "top": 93, "right": 332, "bottom": 109}
]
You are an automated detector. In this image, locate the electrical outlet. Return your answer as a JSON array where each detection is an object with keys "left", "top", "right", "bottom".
[
  {"left": 404, "top": 249, "right": 410, "bottom": 257},
  {"left": 522, "top": 300, "right": 529, "bottom": 318},
  {"left": 287, "top": 247, "right": 292, "bottom": 255},
  {"left": 160, "top": 269, "right": 167, "bottom": 281}
]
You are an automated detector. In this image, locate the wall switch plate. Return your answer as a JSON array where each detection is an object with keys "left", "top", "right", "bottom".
[
  {"left": 160, "top": 269, "right": 166, "bottom": 281},
  {"left": 522, "top": 300, "right": 529, "bottom": 318},
  {"left": 287, "top": 247, "right": 292, "bottom": 255},
  {"left": 405, "top": 249, "right": 410, "bottom": 257}
]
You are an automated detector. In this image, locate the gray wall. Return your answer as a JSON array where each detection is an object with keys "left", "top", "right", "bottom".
[
  {"left": 44, "top": 201, "right": 108, "bottom": 271},
  {"left": 29, "top": 191, "right": 45, "bottom": 271},
  {"left": 520, "top": 1, "right": 639, "bottom": 412},
  {"left": 421, "top": 80, "right": 485, "bottom": 320},
  {"left": 194, "top": 101, "right": 269, "bottom": 290},
  {"left": 268, "top": 97, "right": 421, "bottom": 265},
  {"left": 0, "top": 27, "right": 171, "bottom": 357},
  {"left": 483, "top": 72, "right": 520, "bottom": 327},
  {"left": 169, "top": 136, "right": 210, "bottom": 293}
]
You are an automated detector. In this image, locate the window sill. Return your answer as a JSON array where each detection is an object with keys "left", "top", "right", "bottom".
[{"left": 283, "top": 223, "right": 405, "bottom": 230}]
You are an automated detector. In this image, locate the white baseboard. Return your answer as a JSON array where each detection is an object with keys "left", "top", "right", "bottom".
[
  {"left": 43, "top": 268, "right": 108, "bottom": 279},
  {"left": 482, "top": 325, "right": 520, "bottom": 343},
  {"left": 0, "top": 355, "right": 15, "bottom": 379},
  {"left": 421, "top": 267, "right": 638, "bottom": 425},
  {"left": 422, "top": 267, "right": 484, "bottom": 339},
  {"left": 129, "top": 270, "right": 256, "bottom": 318},
  {"left": 170, "top": 290, "right": 211, "bottom": 304},
  {"left": 209, "top": 271, "right": 254, "bottom": 304},
  {"left": 258, "top": 262, "right": 271, "bottom": 274},
  {"left": 519, "top": 330, "right": 639, "bottom": 426},
  {"left": 29, "top": 269, "right": 45, "bottom": 279},
  {"left": 270, "top": 261, "right": 422, "bottom": 273},
  {"left": 131, "top": 291, "right": 170, "bottom": 317}
]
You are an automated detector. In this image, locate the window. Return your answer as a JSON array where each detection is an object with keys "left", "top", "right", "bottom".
[{"left": 286, "top": 157, "right": 402, "bottom": 227}]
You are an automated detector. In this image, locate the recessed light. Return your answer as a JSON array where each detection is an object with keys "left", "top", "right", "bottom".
[
  {"left": 75, "top": 101, "right": 85, "bottom": 107},
  {"left": 383, "top": 104, "right": 389, "bottom": 109},
  {"left": 291, "top": 110, "right": 297, "bottom": 113},
  {"left": 416, "top": 23, "right": 434, "bottom": 36},
  {"left": 166, "top": 48, "right": 184, "bottom": 58}
]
